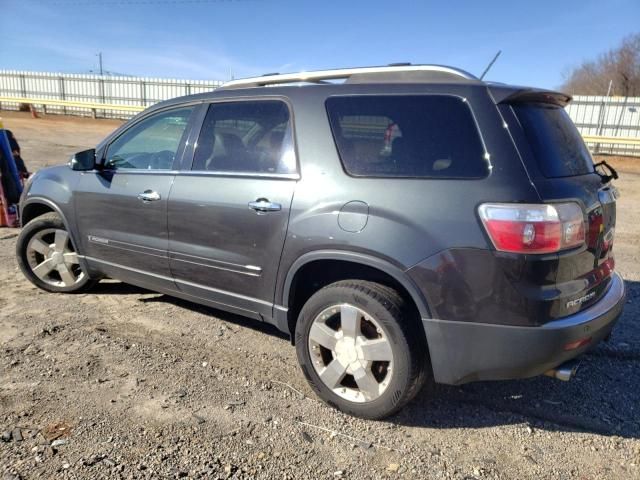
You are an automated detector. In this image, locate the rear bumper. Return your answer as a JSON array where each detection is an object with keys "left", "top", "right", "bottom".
[{"left": 423, "top": 272, "right": 625, "bottom": 385}]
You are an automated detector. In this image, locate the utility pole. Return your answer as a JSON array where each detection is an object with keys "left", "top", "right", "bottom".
[{"left": 97, "top": 52, "right": 103, "bottom": 75}]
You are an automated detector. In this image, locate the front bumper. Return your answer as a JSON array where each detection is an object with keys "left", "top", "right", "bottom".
[{"left": 423, "top": 272, "right": 626, "bottom": 385}]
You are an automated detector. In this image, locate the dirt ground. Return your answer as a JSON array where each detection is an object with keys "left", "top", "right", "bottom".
[{"left": 0, "top": 111, "right": 639, "bottom": 480}]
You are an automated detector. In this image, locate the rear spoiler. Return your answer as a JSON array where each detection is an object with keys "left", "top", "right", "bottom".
[{"left": 488, "top": 84, "right": 572, "bottom": 107}]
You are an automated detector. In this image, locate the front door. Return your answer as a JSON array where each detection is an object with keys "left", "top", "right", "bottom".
[
  {"left": 75, "top": 106, "right": 196, "bottom": 290},
  {"left": 168, "top": 99, "right": 297, "bottom": 319}
]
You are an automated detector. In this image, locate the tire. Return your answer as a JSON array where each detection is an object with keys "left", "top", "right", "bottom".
[
  {"left": 16, "top": 212, "right": 95, "bottom": 293},
  {"left": 295, "top": 280, "right": 429, "bottom": 419}
]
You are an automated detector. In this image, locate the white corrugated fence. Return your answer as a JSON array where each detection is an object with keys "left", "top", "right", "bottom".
[
  {"left": 0, "top": 70, "right": 638, "bottom": 156},
  {"left": 0, "top": 70, "right": 223, "bottom": 118},
  {"left": 566, "top": 95, "right": 640, "bottom": 156}
]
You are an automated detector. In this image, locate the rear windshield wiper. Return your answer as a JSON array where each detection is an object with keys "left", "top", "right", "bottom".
[{"left": 594, "top": 160, "right": 618, "bottom": 184}]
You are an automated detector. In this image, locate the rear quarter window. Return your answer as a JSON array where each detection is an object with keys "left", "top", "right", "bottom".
[
  {"left": 513, "top": 103, "right": 594, "bottom": 178},
  {"left": 325, "top": 95, "right": 488, "bottom": 178}
]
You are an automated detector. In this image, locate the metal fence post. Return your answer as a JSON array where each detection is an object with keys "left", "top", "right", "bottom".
[
  {"left": 594, "top": 81, "right": 613, "bottom": 154},
  {"left": 140, "top": 80, "right": 146, "bottom": 107},
  {"left": 59, "top": 76, "right": 67, "bottom": 116},
  {"left": 19, "top": 74, "right": 26, "bottom": 97},
  {"left": 98, "top": 77, "right": 106, "bottom": 119}
]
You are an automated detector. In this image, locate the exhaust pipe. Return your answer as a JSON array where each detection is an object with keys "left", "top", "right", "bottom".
[{"left": 544, "top": 360, "right": 580, "bottom": 382}]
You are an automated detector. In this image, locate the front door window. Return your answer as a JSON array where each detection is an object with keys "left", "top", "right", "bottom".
[{"left": 105, "top": 107, "right": 194, "bottom": 170}]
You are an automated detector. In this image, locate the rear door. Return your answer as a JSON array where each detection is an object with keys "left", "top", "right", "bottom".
[
  {"left": 504, "top": 100, "right": 617, "bottom": 317},
  {"left": 75, "top": 106, "right": 196, "bottom": 290},
  {"left": 167, "top": 99, "right": 297, "bottom": 319}
]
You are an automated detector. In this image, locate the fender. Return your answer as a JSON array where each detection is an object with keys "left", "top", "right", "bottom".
[
  {"left": 279, "top": 249, "right": 432, "bottom": 319},
  {"left": 20, "top": 197, "right": 92, "bottom": 277}
]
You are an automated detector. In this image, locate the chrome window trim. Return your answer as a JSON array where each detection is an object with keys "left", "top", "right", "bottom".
[
  {"left": 82, "top": 169, "right": 179, "bottom": 175},
  {"left": 175, "top": 170, "right": 299, "bottom": 180}
]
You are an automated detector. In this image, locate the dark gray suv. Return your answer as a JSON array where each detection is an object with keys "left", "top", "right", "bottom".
[{"left": 16, "top": 65, "right": 625, "bottom": 419}]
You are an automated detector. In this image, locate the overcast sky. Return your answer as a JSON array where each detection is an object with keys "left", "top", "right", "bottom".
[{"left": 1, "top": 0, "right": 638, "bottom": 90}]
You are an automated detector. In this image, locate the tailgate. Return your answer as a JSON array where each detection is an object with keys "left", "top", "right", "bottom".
[{"left": 506, "top": 100, "right": 617, "bottom": 319}]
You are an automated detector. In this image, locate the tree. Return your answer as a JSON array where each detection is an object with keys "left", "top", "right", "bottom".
[{"left": 562, "top": 33, "right": 640, "bottom": 96}]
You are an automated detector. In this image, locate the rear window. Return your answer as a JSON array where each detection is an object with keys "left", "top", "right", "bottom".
[
  {"left": 513, "top": 104, "right": 594, "bottom": 178},
  {"left": 326, "top": 95, "right": 488, "bottom": 178}
]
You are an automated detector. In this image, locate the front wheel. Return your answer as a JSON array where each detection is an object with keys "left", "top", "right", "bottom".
[
  {"left": 16, "top": 212, "right": 95, "bottom": 293},
  {"left": 295, "top": 280, "right": 428, "bottom": 419}
]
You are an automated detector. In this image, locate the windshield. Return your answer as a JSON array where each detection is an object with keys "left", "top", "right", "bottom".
[{"left": 513, "top": 103, "right": 594, "bottom": 178}]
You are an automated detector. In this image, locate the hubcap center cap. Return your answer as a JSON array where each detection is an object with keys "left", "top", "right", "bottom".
[
  {"left": 335, "top": 338, "right": 358, "bottom": 365},
  {"left": 51, "top": 252, "right": 63, "bottom": 265}
]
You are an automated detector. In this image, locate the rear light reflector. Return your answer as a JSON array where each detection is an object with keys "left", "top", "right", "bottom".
[
  {"left": 563, "top": 337, "right": 592, "bottom": 351},
  {"left": 478, "top": 202, "right": 585, "bottom": 254}
]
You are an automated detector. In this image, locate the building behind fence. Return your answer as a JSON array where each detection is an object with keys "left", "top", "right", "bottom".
[{"left": 0, "top": 70, "right": 639, "bottom": 156}]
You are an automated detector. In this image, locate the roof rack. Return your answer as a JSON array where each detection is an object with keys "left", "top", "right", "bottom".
[{"left": 221, "top": 64, "right": 478, "bottom": 89}]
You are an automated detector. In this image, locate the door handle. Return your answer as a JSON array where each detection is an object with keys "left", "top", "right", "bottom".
[
  {"left": 248, "top": 198, "right": 281, "bottom": 212},
  {"left": 137, "top": 190, "right": 161, "bottom": 202}
]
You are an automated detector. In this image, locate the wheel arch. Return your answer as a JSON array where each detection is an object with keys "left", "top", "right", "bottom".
[
  {"left": 280, "top": 250, "right": 431, "bottom": 341},
  {"left": 20, "top": 197, "right": 84, "bottom": 259},
  {"left": 21, "top": 198, "right": 58, "bottom": 226}
]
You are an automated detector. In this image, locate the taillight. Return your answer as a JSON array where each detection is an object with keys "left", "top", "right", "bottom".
[{"left": 478, "top": 202, "right": 585, "bottom": 254}]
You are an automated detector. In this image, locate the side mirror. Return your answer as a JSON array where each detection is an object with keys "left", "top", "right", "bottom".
[{"left": 69, "top": 149, "right": 96, "bottom": 171}]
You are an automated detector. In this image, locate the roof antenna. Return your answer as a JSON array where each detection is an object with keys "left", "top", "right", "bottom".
[{"left": 479, "top": 50, "right": 502, "bottom": 80}]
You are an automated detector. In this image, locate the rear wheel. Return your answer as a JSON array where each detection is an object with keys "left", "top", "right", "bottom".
[
  {"left": 16, "top": 213, "right": 95, "bottom": 293},
  {"left": 295, "top": 280, "right": 428, "bottom": 419}
]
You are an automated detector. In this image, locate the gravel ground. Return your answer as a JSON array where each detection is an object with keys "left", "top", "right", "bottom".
[{"left": 1, "top": 111, "right": 639, "bottom": 479}]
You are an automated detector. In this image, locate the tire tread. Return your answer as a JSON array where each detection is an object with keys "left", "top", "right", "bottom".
[
  {"left": 296, "top": 279, "right": 430, "bottom": 419},
  {"left": 16, "top": 212, "right": 95, "bottom": 293}
]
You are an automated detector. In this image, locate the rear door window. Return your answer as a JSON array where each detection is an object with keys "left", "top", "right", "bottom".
[
  {"left": 513, "top": 104, "right": 594, "bottom": 178},
  {"left": 325, "top": 95, "right": 488, "bottom": 178},
  {"left": 192, "top": 100, "right": 296, "bottom": 175}
]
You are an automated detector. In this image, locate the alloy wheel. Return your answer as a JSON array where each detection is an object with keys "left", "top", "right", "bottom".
[
  {"left": 308, "top": 303, "right": 394, "bottom": 403},
  {"left": 25, "top": 228, "right": 84, "bottom": 288}
]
